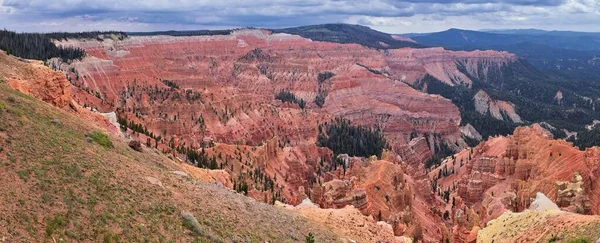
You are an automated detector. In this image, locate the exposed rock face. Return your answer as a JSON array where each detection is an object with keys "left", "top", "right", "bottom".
[
  {"left": 556, "top": 172, "right": 592, "bottom": 214},
  {"left": 384, "top": 47, "right": 516, "bottom": 87},
  {"left": 473, "top": 90, "right": 522, "bottom": 123},
  {"left": 278, "top": 199, "right": 402, "bottom": 243},
  {"left": 457, "top": 124, "right": 600, "bottom": 211},
  {"left": 313, "top": 179, "right": 368, "bottom": 210},
  {"left": 478, "top": 193, "right": 600, "bottom": 243},
  {"left": 529, "top": 192, "right": 559, "bottom": 211},
  {"left": 460, "top": 124, "right": 482, "bottom": 141},
  {"left": 397, "top": 137, "right": 433, "bottom": 171},
  {"left": 428, "top": 124, "right": 600, "bottom": 242},
  {"left": 0, "top": 51, "right": 71, "bottom": 108},
  {"left": 555, "top": 90, "right": 564, "bottom": 105},
  {"left": 54, "top": 31, "right": 517, "bottom": 155},
  {"left": 309, "top": 158, "right": 447, "bottom": 242}
]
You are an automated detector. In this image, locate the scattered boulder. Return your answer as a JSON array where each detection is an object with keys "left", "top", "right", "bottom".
[
  {"left": 172, "top": 171, "right": 189, "bottom": 177},
  {"left": 145, "top": 176, "right": 163, "bottom": 188},
  {"left": 128, "top": 140, "right": 142, "bottom": 152},
  {"left": 50, "top": 119, "right": 61, "bottom": 126}
]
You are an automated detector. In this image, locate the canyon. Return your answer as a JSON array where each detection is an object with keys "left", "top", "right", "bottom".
[{"left": 1, "top": 27, "right": 599, "bottom": 242}]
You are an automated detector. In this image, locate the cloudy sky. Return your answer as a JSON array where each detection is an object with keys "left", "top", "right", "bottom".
[{"left": 1, "top": 0, "right": 599, "bottom": 33}]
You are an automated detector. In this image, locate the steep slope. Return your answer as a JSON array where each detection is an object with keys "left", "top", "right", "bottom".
[
  {"left": 478, "top": 193, "right": 600, "bottom": 243},
  {"left": 0, "top": 51, "right": 71, "bottom": 108},
  {"left": 408, "top": 28, "right": 600, "bottom": 99},
  {"left": 0, "top": 82, "right": 348, "bottom": 242},
  {"left": 424, "top": 124, "right": 600, "bottom": 241},
  {"left": 414, "top": 58, "right": 600, "bottom": 142}
]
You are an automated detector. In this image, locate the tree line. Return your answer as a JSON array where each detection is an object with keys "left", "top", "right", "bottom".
[{"left": 0, "top": 30, "right": 125, "bottom": 61}]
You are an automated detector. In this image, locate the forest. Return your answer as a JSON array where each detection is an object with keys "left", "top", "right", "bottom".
[
  {"left": 569, "top": 126, "right": 600, "bottom": 150},
  {"left": 415, "top": 58, "right": 600, "bottom": 146},
  {"left": 275, "top": 90, "right": 306, "bottom": 109},
  {"left": 317, "top": 118, "right": 388, "bottom": 158}
]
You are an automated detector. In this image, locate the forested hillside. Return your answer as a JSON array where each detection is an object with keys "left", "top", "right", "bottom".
[
  {"left": 274, "top": 24, "right": 424, "bottom": 49},
  {"left": 414, "top": 59, "right": 600, "bottom": 141},
  {"left": 0, "top": 30, "right": 125, "bottom": 61}
]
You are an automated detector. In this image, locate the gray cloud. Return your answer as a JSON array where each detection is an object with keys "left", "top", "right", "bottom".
[
  {"left": 0, "top": 0, "right": 598, "bottom": 33},
  {"left": 393, "top": 0, "right": 566, "bottom": 6}
]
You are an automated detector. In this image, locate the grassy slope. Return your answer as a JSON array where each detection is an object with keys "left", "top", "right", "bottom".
[{"left": 0, "top": 82, "right": 340, "bottom": 242}]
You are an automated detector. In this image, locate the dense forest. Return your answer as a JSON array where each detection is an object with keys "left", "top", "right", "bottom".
[
  {"left": 317, "top": 118, "right": 388, "bottom": 158},
  {"left": 569, "top": 126, "right": 600, "bottom": 150},
  {"left": 0, "top": 30, "right": 124, "bottom": 61},
  {"left": 44, "top": 31, "right": 127, "bottom": 41},
  {"left": 414, "top": 58, "right": 600, "bottom": 145},
  {"left": 414, "top": 74, "right": 517, "bottom": 139},
  {"left": 275, "top": 90, "right": 306, "bottom": 109}
]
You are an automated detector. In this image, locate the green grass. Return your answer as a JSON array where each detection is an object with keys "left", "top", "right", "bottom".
[
  {"left": 567, "top": 238, "right": 590, "bottom": 243},
  {"left": 45, "top": 214, "right": 68, "bottom": 237},
  {"left": 90, "top": 130, "right": 113, "bottom": 148}
]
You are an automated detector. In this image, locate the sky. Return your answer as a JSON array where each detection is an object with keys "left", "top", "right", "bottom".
[{"left": 0, "top": 0, "right": 599, "bottom": 34}]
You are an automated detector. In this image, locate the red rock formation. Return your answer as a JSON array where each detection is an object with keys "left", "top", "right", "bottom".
[
  {"left": 0, "top": 51, "right": 71, "bottom": 108},
  {"left": 54, "top": 30, "right": 515, "bottom": 155},
  {"left": 427, "top": 124, "right": 600, "bottom": 242}
]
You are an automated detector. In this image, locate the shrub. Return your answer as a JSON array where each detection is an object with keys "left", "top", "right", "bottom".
[
  {"left": 90, "top": 131, "right": 113, "bottom": 148},
  {"left": 317, "top": 71, "right": 335, "bottom": 83},
  {"left": 46, "top": 214, "right": 68, "bottom": 236},
  {"left": 305, "top": 232, "right": 315, "bottom": 243}
]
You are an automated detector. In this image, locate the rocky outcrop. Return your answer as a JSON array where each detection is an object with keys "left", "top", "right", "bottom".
[
  {"left": 556, "top": 172, "right": 592, "bottom": 214},
  {"left": 473, "top": 90, "right": 522, "bottom": 123},
  {"left": 460, "top": 124, "right": 482, "bottom": 141},
  {"left": 313, "top": 179, "right": 368, "bottom": 210},
  {"left": 555, "top": 90, "right": 564, "bottom": 105},
  {"left": 279, "top": 199, "right": 402, "bottom": 243},
  {"left": 0, "top": 51, "right": 71, "bottom": 108},
  {"left": 397, "top": 137, "right": 433, "bottom": 170},
  {"left": 427, "top": 123, "right": 600, "bottom": 242},
  {"left": 457, "top": 124, "right": 600, "bottom": 211},
  {"left": 478, "top": 192, "right": 600, "bottom": 243}
]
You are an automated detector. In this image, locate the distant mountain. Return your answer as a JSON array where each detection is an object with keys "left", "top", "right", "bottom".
[
  {"left": 272, "top": 24, "right": 425, "bottom": 49},
  {"left": 483, "top": 29, "right": 600, "bottom": 37},
  {"left": 409, "top": 28, "right": 600, "bottom": 51},
  {"left": 403, "top": 28, "right": 600, "bottom": 81}
]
